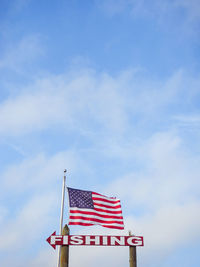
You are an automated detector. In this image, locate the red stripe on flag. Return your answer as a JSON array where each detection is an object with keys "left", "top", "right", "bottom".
[
  {"left": 102, "top": 225, "right": 124, "bottom": 230},
  {"left": 69, "top": 216, "right": 124, "bottom": 225},
  {"left": 94, "top": 202, "right": 122, "bottom": 209},
  {"left": 69, "top": 210, "right": 123, "bottom": 219}
]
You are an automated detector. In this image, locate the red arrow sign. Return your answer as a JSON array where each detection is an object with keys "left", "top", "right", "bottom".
[
  {"left": 46, "top": 232, "right": 144, "bottom": 249},
  {"left": 46, "top": 231, "right": 57, "bottom": 249}
]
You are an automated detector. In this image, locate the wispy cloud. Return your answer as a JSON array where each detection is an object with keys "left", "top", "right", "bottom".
[
  {"left": 0, "top": 150, "right": 82, "bottom": 196},
  {"left": 174, "top": 114, "right": 200, "bottom": 128},
  {"left": 0, "top": 193, "right": 56, "bottom": 251},
  {"left": 12, "top": 0, "right": 32, "bottom": 13},
  {"left": 98, "top": 0, "right": 200, "bottom": 37},
  {"left": 0, "top": 68, "right": 199, "bottom": 137},
  {"left": 0, "top": 35, "right": 44, "bottom": 73},
  {"left": 98, "top": 0, "right": 200, "bottom": 20},
  {"left": 0, "top": 69, "right": 129, "bottom": 136}
]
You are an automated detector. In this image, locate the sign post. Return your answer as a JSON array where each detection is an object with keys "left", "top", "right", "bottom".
[
  {"left": 129, "top": 231, "right": 137, "bottom": 267},
  {"left": 60, "top": 224, "right": 70, "bottom": 267}
]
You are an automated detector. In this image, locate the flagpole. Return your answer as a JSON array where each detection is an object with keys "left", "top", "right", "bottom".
[{"left": 57, "top": 169, "right": 67, "bottom": 267}]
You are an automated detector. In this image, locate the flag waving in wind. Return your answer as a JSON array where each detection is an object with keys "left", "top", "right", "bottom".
[{"left": 67, "top": 187, "right": 124, "bottom": 230}]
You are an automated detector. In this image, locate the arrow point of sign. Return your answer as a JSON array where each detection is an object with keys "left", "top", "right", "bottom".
[{"left": 46, "top": 231, "right": 56, "bottom": 250}]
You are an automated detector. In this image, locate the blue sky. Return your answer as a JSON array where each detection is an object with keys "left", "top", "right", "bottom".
[{"left": 0, "top": 0, "right": 200, "bottom": 266}]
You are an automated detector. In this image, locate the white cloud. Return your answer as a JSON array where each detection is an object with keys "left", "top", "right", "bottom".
[
  {"left": 12, "top": 0, "right": 32, "bottom": 13},
  {"left": 109, "top": 130, "right": 200, "bottom": 207},
  {"left": 0, "top": 193, "right": 57, "bottom": 251},
  {"left": 1, "top": 68, "right": 199, "bottom": 138},
  {"left": 0, "top": 150, "right": 86, "bottom": 196},
  {"left": 28, "top": 248, "right": 56, "bottom": 267},
  {"left": 0, "top": 206, "right": 8, "bottom": 226},
  {"left": 98, "top": 0, "right": 200, "bottom": 37},
  {"left": 174, "top": 114, "right": 200, "bottom": 128},
  {"left": 95, "top": 0, "right": 128, "bottom": 16},
  {"left": 98, "top": 0, "right": 200, "bottom": 20},
  {"left": 0, "top": 69, "right": 129, "bottom": 136},
  {"left": 0, "top": 35, "right": 43, "bottom": 73}
]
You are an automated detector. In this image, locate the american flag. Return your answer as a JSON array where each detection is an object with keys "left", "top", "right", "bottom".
[{"left": 67, "top": 187, "right": 124, "bottom": 230}]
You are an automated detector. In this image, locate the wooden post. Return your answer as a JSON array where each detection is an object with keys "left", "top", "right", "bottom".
[
  {"left": 60, "top": 224, "right": 70, "bottom": 267},
  {"left": 129, "top": 231, "right": 137, "bottom": 267}
]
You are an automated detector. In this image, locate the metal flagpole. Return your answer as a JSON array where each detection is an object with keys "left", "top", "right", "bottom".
[{"left": 57, "top": 169, "right": 67, "bottom": 267}]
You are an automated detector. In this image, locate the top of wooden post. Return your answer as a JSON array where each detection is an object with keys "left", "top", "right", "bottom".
[{"left": 62, "top": 224, "right": 70, "bottom": 235}]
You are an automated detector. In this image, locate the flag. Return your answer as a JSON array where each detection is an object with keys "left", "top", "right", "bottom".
[{"left": 67, "top": 187, "right": 124, "bottom": 230}]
